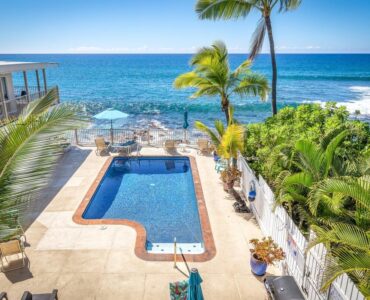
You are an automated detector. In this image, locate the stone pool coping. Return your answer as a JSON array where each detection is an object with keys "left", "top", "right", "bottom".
[{"left": 73, "top": 155, "right": 216, "bottom": 262}]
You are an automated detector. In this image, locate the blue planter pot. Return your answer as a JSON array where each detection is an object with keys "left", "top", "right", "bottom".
[
  {"left": 248, "top": 190, "right": 256, "bottom": 202},
  {"left": 250, "top": 254, "right": 267, "bottom": 276}
]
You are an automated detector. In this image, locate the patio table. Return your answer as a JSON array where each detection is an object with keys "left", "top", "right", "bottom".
[{"left": 111, "top": 141, "right": 138, "bottom": 155}]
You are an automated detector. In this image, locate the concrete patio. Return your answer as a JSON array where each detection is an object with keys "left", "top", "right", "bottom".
[{"left": 0, "top": 146, "right": 278, "bottom": 299}]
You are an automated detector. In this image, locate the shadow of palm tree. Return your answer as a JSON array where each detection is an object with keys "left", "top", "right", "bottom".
[{"left": 20, "top": 147, "right": 92, "bottom": 231}]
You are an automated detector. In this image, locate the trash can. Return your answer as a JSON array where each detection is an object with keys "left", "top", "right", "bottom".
[{"left": 264, "top": 276, "right": 305, "bottom": 300}]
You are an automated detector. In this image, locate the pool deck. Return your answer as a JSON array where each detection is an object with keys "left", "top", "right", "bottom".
[{"left": 0, "top": 146, "right": 279, "bottom": 299}]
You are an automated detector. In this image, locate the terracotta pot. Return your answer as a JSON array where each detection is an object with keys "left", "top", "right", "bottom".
[{"left": 250, "top": 253, "right": 267, "bottom": 276}]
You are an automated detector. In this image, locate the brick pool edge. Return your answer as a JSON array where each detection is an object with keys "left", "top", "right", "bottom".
[{"left": 72, "top": 155, "right": 216, "bottom": 262}]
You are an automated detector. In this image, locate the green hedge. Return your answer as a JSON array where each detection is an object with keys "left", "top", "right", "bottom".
[{"left": 242, "top": 103, "right": 369, "bottom": 185}]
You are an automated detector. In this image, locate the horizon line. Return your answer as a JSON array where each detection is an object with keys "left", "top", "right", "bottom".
[{"left": 1, "top": 52, "right": 370, "bottom": 55}]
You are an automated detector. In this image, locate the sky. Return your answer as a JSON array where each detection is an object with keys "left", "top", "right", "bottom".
[{"left": 1, "top": 0, "right": 370, "bottom": 54}]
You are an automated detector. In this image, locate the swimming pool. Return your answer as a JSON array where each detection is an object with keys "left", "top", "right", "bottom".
[{"left": 80, "top": 157, "right": 207, "bottom": 254}]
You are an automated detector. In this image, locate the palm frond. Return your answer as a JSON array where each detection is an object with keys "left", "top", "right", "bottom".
[
  {"left": 195, "top": 0, "right": 254, "bottom": 20},
  {"left": 214, "top": 120, "right": 225, "bottom": 137},
  {"left": 194, "top": 121, "right": 221, "bottom": 146},
  {"left": 323, "top": 129, "right": 349, "bottom": 176},
  {"left": 218, "top": 124, "right": 244, "bottom": 159},
  {"left": 233, "top": 73, "right": 269, "bottom": 100},
  {"left": 249, "top": 18, "right": 266, "bottom": 60},
  {"left": 173, "top": 72, "right": 211, "bottom": 89},
  {"left": 0, "top": 92, "right": 87, "bottom": 241},
  {"left": 21, "top": 88, "right": 59, "bottom": 119},
  {"left": 294, "top": 140, "right": 325, "bottom": 180},
  {"left": 278, "top": 0, "right": 302, "bottom": 12}
]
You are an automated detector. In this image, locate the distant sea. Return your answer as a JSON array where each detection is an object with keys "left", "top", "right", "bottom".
[{"left": 1, "top": 54, "right": 370, "bottom": 129}]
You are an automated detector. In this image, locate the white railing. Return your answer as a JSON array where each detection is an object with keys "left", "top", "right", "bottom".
[
  {"left": 72, "top": 128, "right": 209, "bottom": 146},
  {"left": 0, "top": 86, "right": 59, "bottom": 120},
  {"left": 237, "top": 155, "right": 365, "bottom": 300}
]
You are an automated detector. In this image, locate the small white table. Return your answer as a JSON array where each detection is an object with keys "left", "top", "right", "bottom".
[{"left": 178, "top": 143, "right": 188, "bottom": 153}]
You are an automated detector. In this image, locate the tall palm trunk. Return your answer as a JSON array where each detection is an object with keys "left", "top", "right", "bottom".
[
  {"left": 221, "top": 95, "right": 230, "bottom": 124},
  {"left": 265, "top": 15, "right": 278, "bottom": 115}
]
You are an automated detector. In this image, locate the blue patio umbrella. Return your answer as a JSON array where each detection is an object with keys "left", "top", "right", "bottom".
[
  {"left": 93, "top": 108, "right": 129, "bottom": 129},
  {"left": 93, "top": 108, "right": 129, "bottom": 143},
  {"left": 187, "top": 268, "right": 204, "bottom": 300}
]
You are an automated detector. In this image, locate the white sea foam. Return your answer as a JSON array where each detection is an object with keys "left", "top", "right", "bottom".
[
  {"left": 344, "top": 86, "right": 370, "bottom": 115},
  {"left": 303, "top": 86, "right": 370, "bottom": 117}
]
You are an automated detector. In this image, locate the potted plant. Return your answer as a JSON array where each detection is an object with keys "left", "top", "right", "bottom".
[
  {"left": 220, "top": 167, "right": 241, "bottom": 191},
  {"left": 249, "top": 237, "right": 285, "bottom": 276}
]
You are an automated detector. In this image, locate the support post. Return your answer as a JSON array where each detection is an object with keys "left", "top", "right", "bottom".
[
  {"left": 74, "top": 129, "right": 79, "bottom": 145},
  {"left": 23, "top": 71, "right": 30, "bottom": 102},
  {"left": 0, "top": 79, "right": 8, "bottom": 119},
  {"left": 173, "top": 237, "right": 177, "bottom": 268},
  {"left": 35, "top": 70, "right": 41, "bottom": 97},
  {"left": 110, "top": 129, "right": 114, "bottom": 144},
  {"left": 42, "top": 68, "right": 47, "bottom": 93},
  {"left": 147, "top": 127, "right": 150, "bottom": 146}
]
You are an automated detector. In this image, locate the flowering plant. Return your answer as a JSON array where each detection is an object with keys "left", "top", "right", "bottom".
[{"left": 249, "top": 237, "right": 285, "bottom": 265}]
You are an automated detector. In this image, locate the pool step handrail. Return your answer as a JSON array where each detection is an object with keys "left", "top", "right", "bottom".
[{"left": 173, "top": 237, "right": 190, "bottom": 277}]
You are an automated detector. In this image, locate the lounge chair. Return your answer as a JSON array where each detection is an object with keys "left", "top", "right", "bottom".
[
  {"left": 169, "top": 280, "right": 188, "bottom": 300},
  {"left": 215, "top": 158, "right": 228, "bottom": 173},
  {"left": 94, "top": 137, "right": 110, "bottom": 155},
  {"left": 0, "top": 239, "right": 26, "bottom": 272},
  {"left": 21, "top": 289, "right": 58, "bottom": 300},
  {"left": 164, "top": 140, "right": 177, "bottom": 152},
  {"left": 197, "top": 139, "right": 211, "bottom": 155}
]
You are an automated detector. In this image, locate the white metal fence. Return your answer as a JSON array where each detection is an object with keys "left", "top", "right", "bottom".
[
  {"left": 237, "top": 155, "right": 365, "bottom": 300},
  {"left": 71, "top": 128, "right": 209, "bottom": 146}
]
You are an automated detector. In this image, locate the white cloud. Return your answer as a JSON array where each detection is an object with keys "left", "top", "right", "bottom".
[
  {"left": 67, "top": 45, "right": 152, "bottom": 53},
  {"left": 275, "top": 45, "right": 321, "bottom": 52}
]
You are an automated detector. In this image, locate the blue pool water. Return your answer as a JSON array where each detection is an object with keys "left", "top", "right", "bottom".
[{"left": 83, "top": 157, "right": 204, "bottom": 251}]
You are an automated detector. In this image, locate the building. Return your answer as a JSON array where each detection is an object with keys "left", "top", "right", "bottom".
[{"left": 0, "top": 61, "right": 59, "bottom": 120}]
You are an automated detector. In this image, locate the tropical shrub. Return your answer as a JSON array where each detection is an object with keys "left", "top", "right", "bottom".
[
  {"left": 243, "top": 103, "right": 369, "bottom": 184},
  {"left": 243, "top": 103, "right": 370, "bottom": 295}
]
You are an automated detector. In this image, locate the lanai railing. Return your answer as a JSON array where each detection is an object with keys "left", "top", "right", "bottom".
[
  {"left": 0, "top": 85, "right": 59, "bottom": 120},
  {"left": 71, "top": 128, "right": 209, "bottom": 146}
]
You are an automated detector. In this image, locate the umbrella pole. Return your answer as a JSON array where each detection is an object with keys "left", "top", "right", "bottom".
[
  {"left": 110, "top": 120, "right": 114, "bottom": 144},
  {"left": 173, "top": 237, "right": 177, "bottom": 268}
]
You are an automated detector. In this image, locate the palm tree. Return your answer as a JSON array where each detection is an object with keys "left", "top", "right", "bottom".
[
  {"left": 195, "top": 0, "right": 302, "bottom": 115},
  {"left": 195, "top": 106, "right": 244, "bottom": 167},
  {"left": 274, "top": 130, "right": 370, "bottom": 295},
  {"left": 308, "top": 175, "right": 370, "bottom": 296},
  {"left": 0, "top": 89, "right": 86, "bottom": 241},
  {"left": 274, "top": 129, "right": 351, "bottom": 227},
  {"left": 194, "top": 106, "right": 237, "bottom": 147},
  {"left": 174, "top": 41, "right": 269, "bottom": 124}
]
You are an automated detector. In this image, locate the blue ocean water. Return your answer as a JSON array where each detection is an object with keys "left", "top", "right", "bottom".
[
  {"left": 83, "top": 157, "right": 203, "bottom": 245},
  {"left": 1, "top": 54, "right": 370, "bottom": 128}
]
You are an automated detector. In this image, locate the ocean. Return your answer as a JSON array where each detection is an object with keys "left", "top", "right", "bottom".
[{"left": 1, "top": 54, "right": 370, "bottom": 129}]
